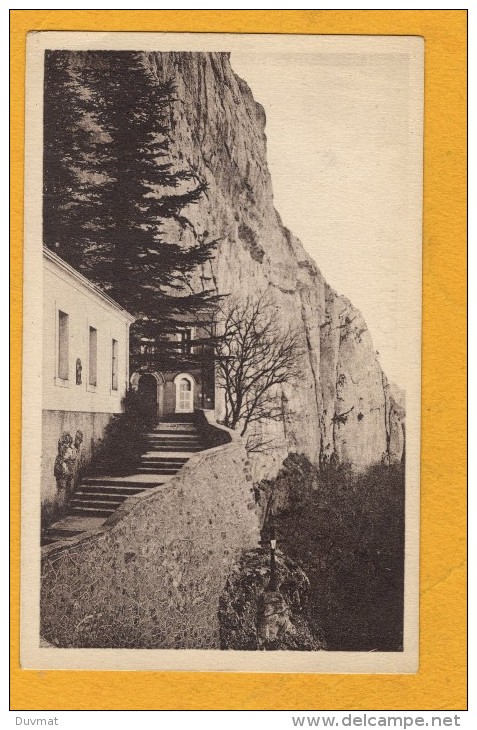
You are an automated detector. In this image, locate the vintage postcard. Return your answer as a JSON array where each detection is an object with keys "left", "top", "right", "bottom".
[{"left": 21, "top": 31, "right": 423, "bottom": 673}]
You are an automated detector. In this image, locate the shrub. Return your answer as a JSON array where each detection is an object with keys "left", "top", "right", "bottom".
[
  {"left": 263, "top": 457, "right": 405, "bottom": 651},
  {"left": 255, "top": 452, "right": 319, "bottom": 519},
  {"left": 41, "top": 496, "right": 69, "bottom": 533},
  {"left": 91, "top": 389, "right": 151, "bottom": 475},
  {"left": 219, "top": 547, "right": 325, "bottom": 651}
]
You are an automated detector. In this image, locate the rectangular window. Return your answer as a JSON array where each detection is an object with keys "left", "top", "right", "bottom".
[
  {"left": 111, "top": 338, "right": 118, "bottom": 391},
  {"left": 58, "top": 310, "right": 69, "bottom": 380},
  {"left": 89, "top": 326, "right": 97, "bottom": 386},
  {"left": 180, "top": 328, "right": 192, "bottom": 355},
  {"left": 140, "top": 339, "right": 156, "bottom": 356}
]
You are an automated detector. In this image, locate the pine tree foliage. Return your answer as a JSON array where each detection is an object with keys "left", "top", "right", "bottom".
[{"left": 43, "top": 51, "right": 219, "bottom": 370}]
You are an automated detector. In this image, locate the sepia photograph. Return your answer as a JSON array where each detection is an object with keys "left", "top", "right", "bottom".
[{"left": 21, "top": 32, "right": 423, "bottom": 672}]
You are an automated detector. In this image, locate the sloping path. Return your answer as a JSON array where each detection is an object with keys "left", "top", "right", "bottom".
[{"left": 43, "top": 420, "right": 205, "bottom": 545}]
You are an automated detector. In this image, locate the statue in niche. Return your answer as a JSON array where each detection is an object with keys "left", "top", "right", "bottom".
[
  {"left": 54, "top": 429, "right": 84, "bottom": 495},
  {"left": 74, "top": 429, "right": 83, "bottom": 451},
  {"left": 76, "top": 358, "right": 82, "bottom": 385}
]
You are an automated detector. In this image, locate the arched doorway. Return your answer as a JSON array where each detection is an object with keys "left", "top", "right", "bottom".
[
  {"left": 174, "top": 373, "right": 195, "bottom": 414},
  {"left": 137, "top": 373, "right": 159, "bottom": 423}
]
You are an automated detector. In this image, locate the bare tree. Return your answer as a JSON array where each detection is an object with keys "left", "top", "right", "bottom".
[
  {"left": 212, "top": 296, "right": 303, "bottom": 437},
  {"left": 244, "top": 433, "right": 280, "bottom": 455}
]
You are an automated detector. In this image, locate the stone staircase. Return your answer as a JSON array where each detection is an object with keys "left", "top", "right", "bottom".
[{"left": 43, "top": 420, "right": 205, "bottom": 546}]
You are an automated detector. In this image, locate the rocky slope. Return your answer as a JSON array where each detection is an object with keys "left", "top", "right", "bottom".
[{"left": 141, "top": 51, "right": 405, "bottom": 478}]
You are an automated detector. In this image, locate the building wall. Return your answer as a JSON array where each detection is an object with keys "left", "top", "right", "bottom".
[
  {"left": 42, "top": 253, "right": 134, "bottom": 516},
  {"left": 131, "top": 368, "right": 215, "bottom": 420},
  {"left": 43, "top": 257, "right": 131, "bottom": 414},
  {"left": 41, "top": 418, "right": 259, "bottom": 648}
]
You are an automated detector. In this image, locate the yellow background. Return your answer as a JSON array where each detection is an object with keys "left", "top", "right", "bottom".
[{"left": 10, "top": 10, "right": 467, "bottom": 710}]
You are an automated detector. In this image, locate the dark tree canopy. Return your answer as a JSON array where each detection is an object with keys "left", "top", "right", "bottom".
[{"left": 43, "top": 50, "right": 218, "bottom": 371}]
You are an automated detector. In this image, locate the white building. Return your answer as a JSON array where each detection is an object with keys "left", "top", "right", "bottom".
[{"left": 42, "top": 247, "right": 135, "bottom": 518}]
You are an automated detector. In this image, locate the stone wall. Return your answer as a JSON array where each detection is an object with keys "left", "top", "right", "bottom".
[
  {"left": 41, "top": 409, "right": 113, "bottom": 521},
  {"left": 40, "top": 419, "right": 260, "bottom": 648}
]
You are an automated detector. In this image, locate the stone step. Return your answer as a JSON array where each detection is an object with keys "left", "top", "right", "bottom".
[
  {"left": 76, "top": 484, "right": 145, "bottom": 496},
  {"left": 148, "top": 435, "right": 199, "bottom": 442},
  {"left": 144, "top": 446, "right": 201, "bottom": 453},
  {"left": 42, "top": 528, "right": 84, "bottom": 546},
  {"left": 147, "top": 446, "right": 204, "bottom": 456},
  {"left": 138, "top": 461, "right": 183, "bottom": 469},
  {"left": 74, "top": 490, "right": 134, "bottom": 502},
  {"left": 42, "top": 535, "right": 65, "bottom": 546},
  {"left": 70, "top": 498, "right": 122, "bottom": 510},
  {"left": 140, "top": 456, "right": 189, "bottom": 463},
  {"left": 146, "top": 430, "right": 198, "bottom": 436},
  {"left": 143, "top": 449, "right": 201, "bottom": 458},
  {"left": 55, "top": 421, "right": 207, "bottom": 523},
  {"left": 42, "top": 516, "right": 107, "bottom": 545},
  {"left": 151, "top": 423, "right": 198, "bottom": 433},
  {"left": 78, "top": 479, "right": 148, "bottom": 488},
  {"left": 137, "top": 467, "right": 183, "bottom": 474},
  {"left": 145, "top": 438, "right": 202, "bottom": 446},
  {"left": 72, "top": 481, "right": 165, "bottom": 502},
  {"left": 70, "top": 506, "right": 115, "bottom": 518},
  {"left": 82, "top": 477, "right": 163, "bottom": 488},
  {"left": 143, "top": 444, "right": 200, "bottom": 458},
  {"left": 152, "top": 426, "right": 198, "bottom": 434},
  {"left": 148, "top": 440, "right": 204, "bottom": 451},
  {"left": 136, "top": 468, "right": 181, "bottom": 475},
  {"left": 148, "top": 426, "right": 198, "bottom": 432}
]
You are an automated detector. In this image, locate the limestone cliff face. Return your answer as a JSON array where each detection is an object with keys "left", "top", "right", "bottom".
[{"left": 144, "top": 52, "right": 405, "bottom": 477}]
